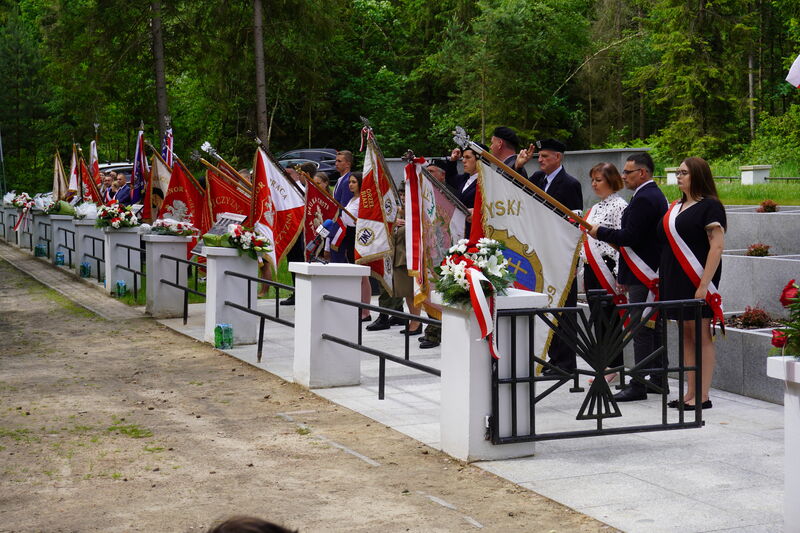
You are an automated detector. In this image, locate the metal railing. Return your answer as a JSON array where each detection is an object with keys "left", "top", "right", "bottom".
[
  {"left": 488, "top": 292, "right": 706, "bottom": 444},
  {"left": 57, "top": 227, "right": 75, "bottom": 267},
  {"left": 20, "top": 223, "right": 34, "bottom": 251},
  {"left": 39, "top": 222, "right": 52, "bottom": 257},
  {"left": 116, "top": 243, "right": 146, "bottom": 300},
  {"left": 84, "top": 235, "right": 105, "bottom": 283},
  {"left": 159, "top": 254, "right": 206, "bottom": 324},
  {"left": 223, "top": 271, "right": 294, "bottom": 362},
  {"left": 321, "top": 294, "right": 441, "bottom": 400},
  {"left": 9, "top": 213, "right": 18, "bottom": 245}
]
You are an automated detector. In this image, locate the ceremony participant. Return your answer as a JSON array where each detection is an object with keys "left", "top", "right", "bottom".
[
  {"left": 444, "top": 144, "right": 485, "bottom": 235},
  {"left": 101, "top": 171, "right": 116, "bottom": 203},
  {"left": 589, "top": 152, "right": 668, "bottom": 401},
  {"left": 490, "top": 126, "right": 528, "bottom": 179},
  {"left": 391, "top": 187, "right": 422, "bottom": 335},
  {"left": 530, "top": 138, "right": 583, "bottom": 374},
  {"left": 312, "top": 172, "right": 330, "bottom": 190},
  {"left": 581, "top": 163, "right": 628, "bottom": 383},
  {"left": 660, "top": 157, "right": 725, "bottom": 410},
  {"left": 113, "top": 172, "right": 132, "bottom": 205},
  {"left": 341, "top": 172, "right": 372, "bottom": 321},
  {"left": 331, "top": 150, "right": 355, "bottom": 263}
]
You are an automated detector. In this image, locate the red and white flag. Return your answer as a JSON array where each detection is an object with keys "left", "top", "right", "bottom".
[
  {"left": 354, "top": 135, "right": 397, "bottom": 293},
  {"left": 787, "top": 54, "right": 800, "bottom": 88},
  {"left": 89, "top": 141, "right": 101, "bottom": 185},
  {"left": 252, "top": 148, "right": 304, "bottom": 271},
  {"left": 150, "top": 152, "right": 172, "bottom": 196},
  {"left": 158, "top": 160, "right": 209, "bottom": 256},
  {"left": 79, "top": 157, "right": 102, "bottom": 203},
  {"left": 207, "top": 168, "right": 251, "bottom": 221},
  {"left": 303, "top": 180, "right": 339, "bottom": 259}
]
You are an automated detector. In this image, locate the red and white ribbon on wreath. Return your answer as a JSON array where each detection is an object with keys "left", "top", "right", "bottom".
[
  {"left": 662, "top": 200, "right": 724, "bottom": 325},
  {"left": 619, "top": 245, "right": 659, "bottom": 321},
  {"left": 404, "top": 157, "right": 426, "bottom": 276},
  {"left": 12, "top": 204, "right": 32, "bottom": 232},
  {"left": 465, "top": 264, "right": 500, "bottom": 360}
]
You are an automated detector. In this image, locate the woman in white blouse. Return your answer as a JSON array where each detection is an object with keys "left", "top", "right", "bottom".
[{"left": 582, "top": 162, "right": 628, "bottom": 384}]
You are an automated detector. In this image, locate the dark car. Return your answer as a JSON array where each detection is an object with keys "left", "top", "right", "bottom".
[{"left": 278, "top": 148, "right": 339, "bottom": 182}]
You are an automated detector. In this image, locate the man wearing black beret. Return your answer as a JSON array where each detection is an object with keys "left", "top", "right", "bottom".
[
  {"left": 491, "top": 126, "right": 528, "bottom": 179},
  {"left": 530, "top": 138, "right": 583, "bottom": 374}
]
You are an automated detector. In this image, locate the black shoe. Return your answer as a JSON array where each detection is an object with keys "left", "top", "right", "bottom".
[
  {"left": 360, "top": 314, "right": 372, "bottom": 323},
  {"left": 419, "top": 339, "right": 440, "bottom": 349},
  {"left": 388, "top": 316, "right": 406, "bottom": 326},
  {"left": 366, "top": 314, "right": 390, "bottom": 331},
  {"left": 645, "top": 377, "right": 670, "bottom": 395},
  {"left": 679, "top": 400, "right": 712, "bottom": 410},
  {"left": 279, "top": 295, "right": 295, "bottom": 306},
  {"left": 399, "top": 326, "right": 422, "bottom": 336},
  {"left": 613, "top": 387, "right": 647, "bottom": 402}
]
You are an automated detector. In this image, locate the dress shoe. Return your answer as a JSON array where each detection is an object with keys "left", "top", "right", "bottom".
[
  {"left": 360, "top": 314, "right": 372, "bottom": 323},
  {"left": 645, "top": 377, "right": 670, "bottom": 394},
  {"left": 671, "top": 399, "right": 712, "bottom": 410},
  {"left": 388, "top": 316, "right": 406, "bottom": 326},
  {"left": 613, "top": 387, "right": 647, "bottom": 402},
  {"left": 366, "top": 314, "right": 390, "bottom": 331},
  {"left": 419, "top": 339, "right": 440, "bottom": 349},
  {"left": 399, "top": 326, "right": 422, "bottom": 336},
  {"left": 279, "top": 295, "right": 295, "bottom": 306}
]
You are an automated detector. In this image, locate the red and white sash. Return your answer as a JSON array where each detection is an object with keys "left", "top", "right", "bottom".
[
  {"left": 583, "top": 207, "right": 627, "bottom": 306},
  {"left": 662, "top": 200, "right": 724, "bottom": 324},
  {"left": 619, "top": 245, "right": 659, "bottom": 321}
]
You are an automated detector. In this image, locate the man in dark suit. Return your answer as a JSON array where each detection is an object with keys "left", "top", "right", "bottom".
[
  {"left": 529, "top": 139, "right": 583, "bottom": 374},
  {"left": 490, "top": 126, "right": 527, "bottom": 179},
  {"left": 589, "top": 152, "right": 669, "bottom": 401}
]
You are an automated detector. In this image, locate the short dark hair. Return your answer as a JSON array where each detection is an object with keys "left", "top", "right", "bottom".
[
  {"left": 589, "top": 162, "right": 624, "bottom": 192},
  {"left": 152, "top": 187, "right": 164, "bottom": 199},
  {"left": 626, "top": 152, "right": 654, "bottom": 175},
  {"left": 299, "top": 161, "right": 317, "bottom": 177},
  {"left": 681, "top": 156, "right": 720, "bottom": 203}
]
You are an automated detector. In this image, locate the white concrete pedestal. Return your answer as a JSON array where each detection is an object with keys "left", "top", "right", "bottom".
[
  {"left": 290, "top": 262, "right": 370, "bottom": 388},
  {"left": 740, "top": 164, "right": 771, "bottom": 185},
  {"left": 204, "top": 247, "right": 259, "bottom": 345},
  {"left": 440, "top": 289, "right": 549, "bottom": 462},
  {"left": 766, "top": 356, "right": 800, "bottom": 530},
  {"left": 102, "top": 226, "right": 142, "bottom": 294},
  {"left": 74, "top": 219, "right": 105, "bottom": 278},
  {"left": 49, "top": 215, "right": 75, "bottom": 266},
  {"left": 4, "top": 208, "right": 20, "bottom": 245},
  {"left": 143, "top": 234, "right": 192, "bottom": 318}
]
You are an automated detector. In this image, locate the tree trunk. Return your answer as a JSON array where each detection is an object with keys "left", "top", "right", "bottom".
[
  {"left": 151, "top": 0, "right": 169, "bottom": 139},
  {"left": 748, "top": 52, "right": 755, "bottom": 140},
  {"left": 253, "top": 0, "right": 269, "bottom": 148}
]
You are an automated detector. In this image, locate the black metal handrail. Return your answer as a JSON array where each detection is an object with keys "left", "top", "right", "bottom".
[
  {"left": 116, "top": 243, "right": 146, "bottom": 300},
  {"left": 321, "top": 294, "right": 441, "bottom": 400},
  {"left": 159, "top": 254, "right": 206, "bottom": 324},
  {"left": 488, "top": 294, "right": 706, "bottom": 444},
  {"left": 57, "top": 227, "right": 75, "bottom": 267},
  {"left": 9, "top": 213, "right": 19, "bottom": 245},
  {"left": 223, "top": 271, "right": 295, "bottom": 362},
  {"left": 84, "top": 235, "right": 105, "bottom": 283},
  {"left": 39, "top": 222, "right": 52, "bottom": 257},
  {"left": 19, "top": 224, "right": 34, "bottom": 251}
]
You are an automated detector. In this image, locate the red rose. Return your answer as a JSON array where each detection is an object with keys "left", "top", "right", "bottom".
[
  {"left": 780, "top": 279, "right": 798, "bottom": 308},
  {"left": 771, "top": 329, "right": 788, "bottom": 348},
  {"left": 467, "top": 246, "right": 479, "bottom": 254}
]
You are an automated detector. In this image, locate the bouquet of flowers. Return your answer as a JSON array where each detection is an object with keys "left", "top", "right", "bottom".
[
  {"left": 202, "top": 224, "right": 272, "bottom": 261},
  {"left": 95, "top": 203, "right": 139, "bottom": 229},
  {"left": 34, "top": 194, "right": 54, "bottom": 212},
  {"left": 11, "top": 192, "right": 33, "bottom": 209},
  {"left": 74, "top": 202, "right": 99, "bottom": 220},
  {"left": 771, "top": 279, "right": 800, "bottom": 359},
  {"left": 435, "top": 238, "right": 515, "bottom": 306},
  {"left": 45, "top": 200, "right": 76, "bottom": 216},
  {"left": 150, "top": 218, "right": 197, "bottom": 237}
]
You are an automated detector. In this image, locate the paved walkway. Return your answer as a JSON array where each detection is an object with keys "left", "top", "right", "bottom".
[{"left": 1, "top": 240, "right": 786, "bottom": 532}]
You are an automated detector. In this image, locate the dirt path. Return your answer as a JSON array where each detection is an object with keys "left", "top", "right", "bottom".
[{"left": 0, "top": 259, "right": 614, "bottom": 533}]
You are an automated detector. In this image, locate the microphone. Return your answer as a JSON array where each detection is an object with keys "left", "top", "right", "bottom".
[{"left": 305, "top": 221, "right": 331, "bottom": 253}]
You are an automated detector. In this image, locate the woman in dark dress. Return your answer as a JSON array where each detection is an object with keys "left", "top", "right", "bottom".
[{"left": 658, "top": 157, "right": 726, "bottom": 410}]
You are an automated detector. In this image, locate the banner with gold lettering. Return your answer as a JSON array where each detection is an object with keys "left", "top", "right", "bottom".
[
  {"left": 303, "top": 181, "right": 338, "bottom": 260},
  {"left": 207, "top": 168, "right": 251, "bottom": 222},
  {"left": 157, "top": 160, "right": 209, "bottom": 256}
]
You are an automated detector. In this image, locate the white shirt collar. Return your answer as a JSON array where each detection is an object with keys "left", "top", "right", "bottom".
[{"left": 544, "top": 166, "right": 563, "bottom": 189}]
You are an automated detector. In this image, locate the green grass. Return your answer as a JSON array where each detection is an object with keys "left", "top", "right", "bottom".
[
  {"left": 656, "top": 182, "right": 800, "bottom": 205},
  {"left": 106, "top": 417, "right": 153, "bottom": 439}
]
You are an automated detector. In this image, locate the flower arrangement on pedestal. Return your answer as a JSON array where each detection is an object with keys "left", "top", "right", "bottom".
[
  {"left": 74, "top": 202, "right": 99, "bottom": 220},
  {"left": 95, "top": 203, "right": 139, "bottom": 229},
  {"left": 771, "top": 279, "right": 800, "bottom": 359},
  {"left": 434, "top": 238, "right": 515, "bottom": 359},
  {"left": 11, "top": 192, "right": 33, "bottom": 210},
  {"left": 148, "top": 218, "right": 198, "bottom": 237},
  {"left": 202, "top": 224, "right": 272, "bottom": 261},
  {"left": 45, "top": 199, "right": 76, "bottom": 216},
  {"left": 2, "top": 191, "right": 15, "bottom": 206}
]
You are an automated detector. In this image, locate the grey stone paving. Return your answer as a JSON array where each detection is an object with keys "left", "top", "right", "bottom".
[
  {"left": 0, "top": 241, "right": 144, "bottom": 321},
  {"left": 1, "top": 237, "right": 786, "bottom": 532}
]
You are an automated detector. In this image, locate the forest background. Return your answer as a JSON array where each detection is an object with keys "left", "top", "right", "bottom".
[{"left": 1, "top": 0, "right": 800, "bottom": 193}]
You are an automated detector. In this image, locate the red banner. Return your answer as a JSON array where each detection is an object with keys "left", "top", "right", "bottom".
[
  {"left": 207, "top": 169, "right": 251, "bottom": 222},
  {"left": 80, "top": 159, "right": 102, "bottom": 203},
  {"left": 303, "top": 183, "right": 338, "bottom": 260}
]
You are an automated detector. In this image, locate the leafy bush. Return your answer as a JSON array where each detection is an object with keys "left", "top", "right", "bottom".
[
  {"left": 739, "top": 306, "right": 772, "bottom": 328},
  {"left": 756, "top": 199, "right": 778, "bottom": 212},
  {"left": 746, "top": 243, "right": 771, "bottom": 256}
]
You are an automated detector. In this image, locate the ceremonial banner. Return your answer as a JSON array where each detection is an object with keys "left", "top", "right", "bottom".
[
  {"left": 207, "top": 168, "right": 251, "bottom": 221},
  {"left": 472, "top": 160, "right": 583, "bottom": 357},
  {"left": 405, "top": 160, "right": 467, "bottom": 316},
  {"left": 52, "top": 150, "right": 68, "bottom": 201},
  {"left": 158, "top": 161, "right": 209, "bottom": 257},
  {"left": 131, "top": 129, "right": 150, "bottom": 219},
  {"left": 252, "top": 148, "right": 304, "bottom": 271},
  {"left": 65, "top": 145, "right": 79, "bottom": 202},
  {"left": 787, "top": 54, "right": 800, "bottom": 88},
  {"left": 303, "top": 181, "right": 339, "bottom": 260},
  {"left": 161, "top": 126, "right": 174, "bottom": 167},
  {"left": 355, "top": 136, "right": 396, "bottom": 292},
  {"left": 79, "top": 158, "right": 102, "bottom": 203},
  {"left": 89, "top": 141, "right": 101, "bottom": 184},
  {"left": 150, "top": 152, "right": 172, "bottom": 195}
]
